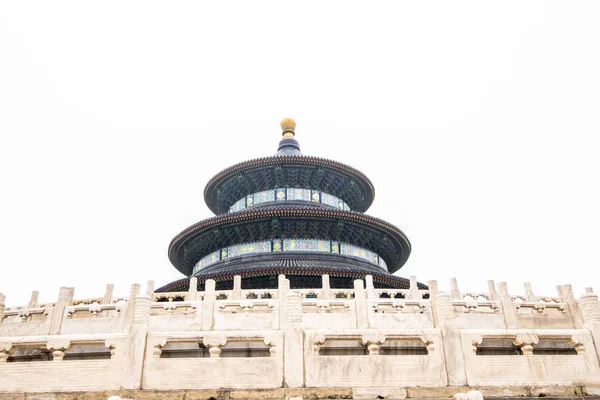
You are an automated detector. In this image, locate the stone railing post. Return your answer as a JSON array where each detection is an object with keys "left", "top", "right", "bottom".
[
  {"left": 365, "top": 275, "right": 375, "bottom": 300},
  {"left": 578, "top": 288, "right": 600, "bottom": 361},
  {"left": 450, "top": 278, "right": 461, "bottom": 300},
  {"left": 428, "top": 280, "right": 439, "bottom": 327},
  {"left": 409, "top": 276, "right": 420, "bottom": 300},
  {"left": 103, "top": 284, "right": 114, "bottom": 304},
  {"left": 27, "top": 291, "right": 39, "bottom": 308},
  {"left": 282, "top": 291, "right": 303, "bottom": 388},
  {"left": 145, "top": 280, "right": 155, "bottom": 298},
  {"left": 558, "top": 284, "right": 583, "bottom": 328},
  {"left": 354, "top": 279, "right": 368, "bottom": 329},
  {"left": 524, "top": 282, "right": 538, "bottom": 302},
  {"left": 497, "top": 282, "right": 518, "bottom": 329},
  {"left": 487, "top": 280, "right": 499, "bottom": 301},
  {"left": 49, "top": 287, "right": 74, "bottom": 335},
  {"left": 435, "top": 292, "right": 467, "bottom": 386},
  {"left": 121, "top": 294, "right": 151, "bottom": 390},
  {"left": 321, "top": 274, "right": 331, "bottom": 300},
  {"left": 0, "top": 293, "right": 5, "bottom": 323},
  {"left": 122, "top": 284, "right": 141, "bottom": 332},
  {"left": 232, "top": 275, "right": 242, "bottom": 300},
  {"left": 187, "top": 277, "right": 198, "bottom": 301},
  {"left": 201, "top": 279, "right": 216, "bottom": 330}
]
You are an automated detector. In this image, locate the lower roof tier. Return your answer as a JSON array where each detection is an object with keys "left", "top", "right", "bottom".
[
  {"left": 169, "top": 205, "right": 411, "bottom": 275},
  {"left": 193, "top": 238, "right": 389, "bottom": 274}
]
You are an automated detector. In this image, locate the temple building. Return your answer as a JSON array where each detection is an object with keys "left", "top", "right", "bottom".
[
  {"left": 1, "top": 118, "right": 599, "bottom": 398},
  {"left": 159, "top": 118, "right": 422, "bottom": 292}
]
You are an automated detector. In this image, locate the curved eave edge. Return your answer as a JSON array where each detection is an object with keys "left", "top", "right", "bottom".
[
  {"left": 203, "top": 155, "right": 376, "bottom": 214},
  {"left": 168, "top": 207, "right": 411, "bottom": 275}
]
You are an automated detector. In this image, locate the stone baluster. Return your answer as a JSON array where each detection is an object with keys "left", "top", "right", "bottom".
[
  {"left": 578, "top": 288, "right": 600, "bottom": 361},
  {"left": 435, "top": 292, "right": 467, "bottom": 386},
  {"left": 558, "top": 284, "right": 583, "bottom": 328},
  {"left": 122, "top": 284, "right": 141, "bottom": 332},
  {"left": 321, "top": 274, "right": 331, "bottom": 300},
  {"left": 497, "top": 282, "right": 518, "bottom": 329},
  {"left": 524, "top": 282, "right": 538, "bottom": 302},
  {"left": 187, "top": 277, "right": 198, "bottom": 301},
  {"left": 232, "top": 275, "right": 242, "bottom": 300},
  {"left": 487, "top": 280, "right": 499, "bottom": 301},
  {"left": 283, "top": 291, "right": 303, "bottom": 387},
  {"left": 513, "top": 333, "right": 539, "bottom": 355},
  {"left": 428, "top": 280, "right": 439, "bottom": 327},
  {"left": 201, "top": 279, "right": 216, "bottom": 330},
  {"left": 49, "top": 287, "right": 74, "bottom": 335},
  {"left": 361, "top": 332, "right": 386, "bottom": 355},
  {"left": 121, "top": 294, "right": 151, "bottom": 389},
  {"left": 0, "top": 293, "right": 5, "bottom": 323},
  {"left": 27, "top": 291, "right": 39, "bottom": 308},
  {"left": 365, "top": 275, "right": 375, "bottom": 300},
  {"left": 103, "top": 284, "right": 114, "bottom": 304},
  {"left": 410, "top": 276, "right": 420, "bottom": 299},
  {"left": 202, "top": 335, "right": 227, "bottom": 357},
  {"left": 46, "top": 339, "right": 71, "bottom": 361},
  {"left": 354, "top": 279, "right": 369, "bottom": 329}
]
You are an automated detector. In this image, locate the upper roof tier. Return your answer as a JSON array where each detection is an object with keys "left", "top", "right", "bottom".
[{"left": 204, "top": 119, "right": 376, "bottom": 215}]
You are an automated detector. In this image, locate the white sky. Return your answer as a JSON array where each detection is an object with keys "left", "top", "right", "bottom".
[{"left": 1, "top": 1, "right": 599, "bottom": 306}]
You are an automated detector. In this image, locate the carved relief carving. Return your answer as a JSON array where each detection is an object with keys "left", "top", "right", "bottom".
[
  {"left": 419, "top": 335, "right": 435, "bottom": 353},
  {"left": 464, "top": 301, "right": 478, "bottom": 313},
  {"left": 153, "top": 338, "right": 168, "bottom": 358},
  {"left": 470, "top": 336, "right": 483, "bottom": 355},
  {"left": 17, "top": 309, "right": 31, "bottom": 322},
  {"left": 104, "top": 339, "right": 118, "bottom": 359},
  {"left": 0, "top": 342, "right": 12, "bottom": 362},
  {"left": 89, "top": 304, "right": 102, "bottom": 317},
  {"left": 412, "top": 304, "right": 426, "bottom": 314},
  {"left": 372, "top": 302, "right": 403, "bottom": 313},
  {"left": 163, "top": 302, "right": 177, "bottom": 314},
  {"left": 218, "top": 301, "right": 274, "bottom": 313},
  {"left": 263, "top": 336, "right": 278, "bottom": 357},
  {"left": 578, "top": 293, "right": 600, "bottom": 323},
  {"left": 533, "top": 302, "right": 546, "bottom": 314},
  {"left": 569, "top": 334, "right": 587, "bottom": 355},
  {"left": 285, "top": 292, "right": 302, "bottom": 323},
  {"left": 312, "top": 334, "right": 326, "bottom": 355},
  {"left": 435, "top": 293, "right": 455, "bottom": 321},
  {"left": 133, "top": 296, "right": 152, "bottom": 325}
]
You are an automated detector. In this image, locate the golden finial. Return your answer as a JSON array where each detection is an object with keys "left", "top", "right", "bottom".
[{"left": 280, "top": 117, "right": 296, "bottom": 138}]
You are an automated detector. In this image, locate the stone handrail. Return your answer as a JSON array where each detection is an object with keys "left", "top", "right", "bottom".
[
  {"left": 1, "top": 276, "right": 600, "bottom": 393},
  {"left": 66, "top": 303, "right": 126, "bottom": 318}
]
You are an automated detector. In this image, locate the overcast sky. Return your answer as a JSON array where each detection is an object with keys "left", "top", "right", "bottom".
[{"left": 1, "top": 1, "right": 599, "bottom": 306}]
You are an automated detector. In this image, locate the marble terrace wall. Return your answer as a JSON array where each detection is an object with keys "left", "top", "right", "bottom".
[{"left": 1, "top": 275, "right": 600, "bottom": 394}]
